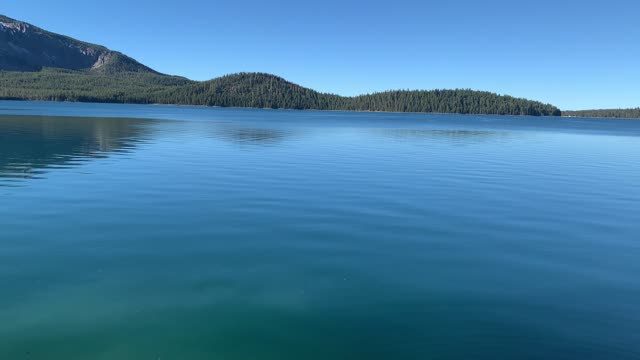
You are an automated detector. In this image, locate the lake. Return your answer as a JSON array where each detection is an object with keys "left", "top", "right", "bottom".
[{"left": 1, "top": 101, "right": 639, "bottom": 359}]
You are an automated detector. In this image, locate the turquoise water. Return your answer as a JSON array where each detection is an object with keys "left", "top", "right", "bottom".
[{"left": 1, "top": 101, "right": 640, "bottom": 359}]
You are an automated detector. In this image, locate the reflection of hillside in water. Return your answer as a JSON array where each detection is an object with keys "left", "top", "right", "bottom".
[{"left": 0, "top": 115, "right": 152, "bottom": 185}]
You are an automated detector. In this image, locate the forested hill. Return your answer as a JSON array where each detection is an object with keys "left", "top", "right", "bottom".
[
  {"left": 0, "top": 15, "right": 561, "bottom": 116},
  {"left": 162, "top": 73, "right": 562, "bottom": 115},
  {"left": 563, "top": 109, "right": 640, "bottom": 119},
  {"left": 0, "top": 70, "right": 562, "bottom": 116}
]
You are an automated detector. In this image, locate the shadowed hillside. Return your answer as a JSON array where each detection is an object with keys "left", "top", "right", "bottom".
[{"left": 0, "top": 15, "right": 156, "bottom": 73}]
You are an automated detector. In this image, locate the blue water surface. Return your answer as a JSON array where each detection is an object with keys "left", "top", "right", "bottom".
[{"left": 1, "top": 101, "right": 639, "bottom": 359}]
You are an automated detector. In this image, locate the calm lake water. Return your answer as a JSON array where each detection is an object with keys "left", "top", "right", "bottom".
[{"left": 1, "top": 101, "right": 639, "bottom": 359}]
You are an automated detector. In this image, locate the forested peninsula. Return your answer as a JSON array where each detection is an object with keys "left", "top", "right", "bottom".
[{"left": 563, "top": 109, "right": 640, "bottom": 119}]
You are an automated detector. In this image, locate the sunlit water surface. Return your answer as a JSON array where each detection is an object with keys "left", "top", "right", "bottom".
[{"left": 1, "top": 101, "right": 639, "bottom": 359}]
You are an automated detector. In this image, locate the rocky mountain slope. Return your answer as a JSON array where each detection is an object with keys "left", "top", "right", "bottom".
[{"left": 0, "top": 15, "right": 155, "bottom": 73}]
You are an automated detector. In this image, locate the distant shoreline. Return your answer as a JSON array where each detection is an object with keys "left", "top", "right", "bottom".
[
  {"left": 1, "top": 99, "right": 639, "bottom": 121},
  {"left": 2, "top": 14, "right": 638, "bottom": 120},
  {"left": 0, "top": 98, "right": 561, "bottom": 118}
]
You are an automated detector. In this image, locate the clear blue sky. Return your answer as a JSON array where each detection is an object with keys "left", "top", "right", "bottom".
[{"left": 3, "top": 0, "right": 639, "bottom": 109}]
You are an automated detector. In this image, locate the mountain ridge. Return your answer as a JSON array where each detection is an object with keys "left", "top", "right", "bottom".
[
  {"left": 0, "top": 15, "right": 156, "bottom": 74},
  {"left": 0, "top": 14, "right": 563, "bottom": 116}
]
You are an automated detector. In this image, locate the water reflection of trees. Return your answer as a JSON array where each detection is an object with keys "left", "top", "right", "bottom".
[
  {"left": 0, "top": 115, "right": 152, "bottom": 185},
  {"left": 212, "top": 125, "right": 291, "bottom": 145},
  {"left": 376, "top": 129, "right": 512, "bottom": 144}
]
